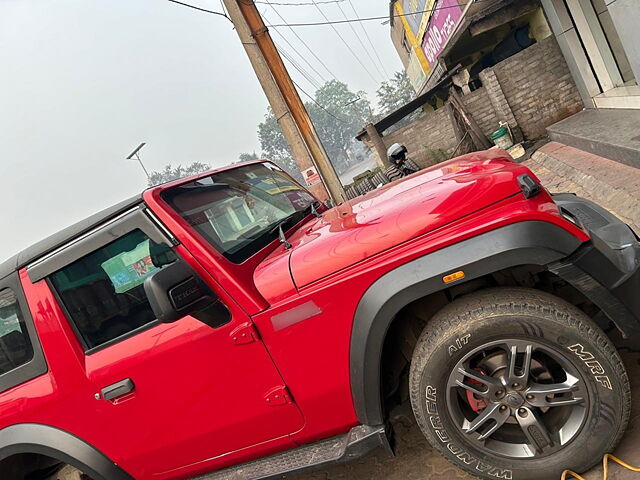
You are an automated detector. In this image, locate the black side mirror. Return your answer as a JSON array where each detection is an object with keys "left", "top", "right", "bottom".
[{"left": 144, "top": 260, "right": 231, "bottom": 328}]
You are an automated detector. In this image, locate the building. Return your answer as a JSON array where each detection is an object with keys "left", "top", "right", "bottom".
[
  {"left": 542, "top": 0, "right": 639, "bottom": 109},
  {"left": 361, "top": 0, "right": 640, "bottom": 169},
  {"left": 390, "top": 0, "right": 639, "bottom": 107}
]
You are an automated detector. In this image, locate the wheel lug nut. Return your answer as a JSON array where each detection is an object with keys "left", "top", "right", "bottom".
[{"left": 518, "top": 408, "right": 528, "bottom": 417}]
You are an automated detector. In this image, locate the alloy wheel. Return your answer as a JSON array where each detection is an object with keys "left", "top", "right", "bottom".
[{"left": 446, "top": 339, "right": 589, "bottom": 459}]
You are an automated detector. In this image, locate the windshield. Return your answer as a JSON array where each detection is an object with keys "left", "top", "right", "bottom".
[{"left": 161, "top": 163, "right": 316, "bottom": 263}]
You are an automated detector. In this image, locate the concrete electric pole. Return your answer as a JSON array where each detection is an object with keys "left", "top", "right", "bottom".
[{"left": 222, "top": 0, "right": 345, "bottom": 203}]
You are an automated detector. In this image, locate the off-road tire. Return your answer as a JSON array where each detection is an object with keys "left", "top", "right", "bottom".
[
  {"left": 403, "top": 158, "right": 420, "bottom": 173},
  {"left": 370, "top": 171, "right": 389, "bottom": 187},
  {"left": 409, "top": 287, "right": 630, "bottom": 480},
  {"left": 345, "top": 185, "right": 359, "bottom": 200},
  {"left": 356, "top": 178, "right": 374, "bottom": 195},
  {"left": 385, "top": 165, "right": 404, "bottom": 182}
]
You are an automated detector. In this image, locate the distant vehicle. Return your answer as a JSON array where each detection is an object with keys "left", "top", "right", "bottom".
[{"left": 0, "top": 150, "right": 637, "bottom": 480}]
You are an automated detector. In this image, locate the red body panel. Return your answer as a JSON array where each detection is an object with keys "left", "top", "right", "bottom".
[
  {"left": 2, "top": 151, "right": 591, "bottom": 480},
  {"left": 9, "top": 258, "right": 305, "bottom": 480},
  {"left": 278, "top": 151, "right": 535, "bottom": 289}
]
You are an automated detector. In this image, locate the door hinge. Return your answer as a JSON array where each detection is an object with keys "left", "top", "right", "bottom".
[
  {"left": 264, "top": 385, "right": 292, "bottom": 406},
  {"left": 230, "top": 323, "right": 259, "bottom": 345}
]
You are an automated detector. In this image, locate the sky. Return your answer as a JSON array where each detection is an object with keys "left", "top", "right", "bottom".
[{"left": 0, "top": 0, "right": 403, "bottom": 262}]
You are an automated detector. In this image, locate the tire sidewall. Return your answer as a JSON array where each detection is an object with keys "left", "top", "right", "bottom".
[{"left": 412, "top": 311, "right": 626, "bottom": 480}]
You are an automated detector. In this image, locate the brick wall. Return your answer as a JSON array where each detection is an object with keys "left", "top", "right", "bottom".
[
  {"left": 370, "top": 36, "right": 584, "bottom": 165},
  {"left": 491, "top": 36, "right": 584, "bottom": 139},
  {"left": 461, "top": 87, "right": 500, "bottom": 136},
  {"left": 383, "top": 107, "right": 459, "bottom": 168}
]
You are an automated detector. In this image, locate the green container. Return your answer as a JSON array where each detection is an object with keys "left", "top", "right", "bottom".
[{"left": 490, "top": 126, "right": 514, "bottom": 149}]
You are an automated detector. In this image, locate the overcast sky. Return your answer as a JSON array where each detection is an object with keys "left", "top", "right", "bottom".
[{"left": 0, "top": 0, "right": 403, "bottom": 262}]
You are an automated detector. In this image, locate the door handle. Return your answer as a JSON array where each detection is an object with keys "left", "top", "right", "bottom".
[{"left": 101, "top": 378, "right": 135, "bottom": 401}]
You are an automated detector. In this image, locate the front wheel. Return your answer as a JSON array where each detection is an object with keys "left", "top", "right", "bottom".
[{"left": 409, "top": 288, "right": 631, "bottom": 480}]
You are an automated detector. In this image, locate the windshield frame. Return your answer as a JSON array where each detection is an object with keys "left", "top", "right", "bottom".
[{"left": 159, "top": 162, "right": 317, "bottom": 264}]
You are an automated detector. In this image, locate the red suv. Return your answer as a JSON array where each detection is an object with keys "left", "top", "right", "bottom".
[{"left": 1, "top": 150, "right": 637, "bottom": 480}]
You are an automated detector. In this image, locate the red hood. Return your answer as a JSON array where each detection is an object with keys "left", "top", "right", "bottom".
[{"left": 254, "top": 149, "right": 531, "bottom": 299}]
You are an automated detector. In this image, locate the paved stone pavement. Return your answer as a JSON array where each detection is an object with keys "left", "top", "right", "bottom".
[
  {"left": 293, "top": 142, "right": 640, "bottom": 480},
  {"left": 524, "top": 142, "right": 640, "bottom": 234}
]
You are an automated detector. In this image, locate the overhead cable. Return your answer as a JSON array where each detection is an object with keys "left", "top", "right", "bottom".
[
  {"left": 335, "top": 1, "right": 386, "bottom": 80},
  {"left": 268, "top": 0, "right": 490, "bottom": 27},
  {"left": 347, "top": 0, "right": 390, "bottom": 78},
  {"left": 309, "top": 0, "right": 379, "bottom": 84},
  {"left": 167, "top": 0, "right": 231, "bottom": 20},
  {"left": 255, "top": 0, "right": 344, "bottom": 5},
  {"left": 263, "top": 0, "right": 338, "bottom": 80}
]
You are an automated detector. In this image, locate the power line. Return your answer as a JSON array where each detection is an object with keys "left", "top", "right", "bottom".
[
  {"left": 292, "top": 80, "right": 349, "bottom": 124},
  {"left": 268, "top": 0, "right": 488, "bottom": 27},
  {"left": 274, "top": 41, "right": 323, "bottom": 90},
  {"left": 265, "top": 12, "right": 329, "bottom": 83},
  {"left": 262, "top": 0, "right": 338, "bottom": 81},
  {"left": 255, "top": 0, "right": 344, "bottom": 5},
  {"left": 335, "top": 1, "right": 385, "bottom": 81},
  {"left": 167, "top": 0, "right": 231, "bottom": 20},
  {"left": 347, "top": 0, "right": 390, "bottom": 78},
  {"left": 309, "top": 0, "right": 379, "bottom": 84}
]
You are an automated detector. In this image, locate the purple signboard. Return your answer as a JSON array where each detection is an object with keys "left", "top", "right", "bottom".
[{"left": 421, "top": 0, "right": 463, "bottom": 64}]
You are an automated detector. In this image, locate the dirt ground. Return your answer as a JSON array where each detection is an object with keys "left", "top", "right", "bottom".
[{"left": 292, "top": 352, "right": 640, "bottom": 480}]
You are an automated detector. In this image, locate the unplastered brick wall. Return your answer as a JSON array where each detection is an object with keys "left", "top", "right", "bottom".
[
  {"left": 382, "top": 106, "right": 459, "bottom": 168},
  {"left": 460, "top": 87, "right": 500, "bottom": 136},
  {"left": 491, "top": 36, "right": 583, "bottom": 139},
  {"left": 375, "top": 36, "right": 583, "bottom": 166}
]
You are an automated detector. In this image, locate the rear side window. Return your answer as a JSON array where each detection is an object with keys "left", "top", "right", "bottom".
[
  {"left": 50, "top": 229, "right": 176, "bottom": 351},
  {"left": 0, "top": 289, "right": 34, "bottom": 375}
]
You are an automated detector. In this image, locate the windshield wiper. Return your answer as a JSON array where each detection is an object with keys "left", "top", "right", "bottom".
[
  {"left": 309, "top": 201, "right": 322, "bottom": 218},
  {"left": 277, "top": 224, "right": 292, "bottom": 250},
  {"left": 267, "top": 201, "right": 321, "bottom": 249}
]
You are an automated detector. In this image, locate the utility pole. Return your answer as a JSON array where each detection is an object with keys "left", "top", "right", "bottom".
[{"left": 222, "top": 0, "right": 345, "bottom": 203}]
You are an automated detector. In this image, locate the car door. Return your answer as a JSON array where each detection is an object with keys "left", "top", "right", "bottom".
[{"left": 43, "top": 207, "right": 304, "bottom": 478}]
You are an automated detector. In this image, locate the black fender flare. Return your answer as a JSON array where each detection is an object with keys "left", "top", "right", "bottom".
[
  {"left": 350, "top": 221, "right": 583, "bottom": 425},
  {"left": 0, "top": 423, "right": 134, "bottom": 480}
]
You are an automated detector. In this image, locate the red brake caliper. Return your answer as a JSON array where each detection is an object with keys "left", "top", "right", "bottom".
[{"left": 466, "top": 368, "right": 490, "bottom": 412}]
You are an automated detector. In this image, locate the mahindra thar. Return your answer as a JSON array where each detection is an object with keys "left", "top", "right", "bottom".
[{"left": 0, "top": 149, "right": 638, "bottom": 480}]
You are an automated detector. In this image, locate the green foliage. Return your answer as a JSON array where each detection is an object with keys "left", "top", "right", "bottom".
[
  {"left": 258, "top": 80, "right": 373, "bottom": 177},
  {"left": 307, "top": 80, "right": 373, "bottom": 174},
  {"left": 238, "top": 152, "right": 260, "bottom": 162},
  {"left": 257, "top": 108, "right": 302, "bottom": 181},
  {"left": 376, "top": 71, "right": 415, "bottom": 116},
  {"left": 147, "top": 161, "right": 211, "bottom": 187},
  {"left": 376, "top": 71, "right": 423, "bottom": 132}
]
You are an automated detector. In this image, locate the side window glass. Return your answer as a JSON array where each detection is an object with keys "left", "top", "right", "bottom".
[
  {"left": 50, "top": 229, "right": 176, "bottom": 351},
  {"left": 0, "top": 289, "right": 34, "bottom": 375}
]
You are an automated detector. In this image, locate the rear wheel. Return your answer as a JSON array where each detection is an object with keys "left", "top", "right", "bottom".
[{"left": 409, "top": 288, "right": 630, "bottom": 480}]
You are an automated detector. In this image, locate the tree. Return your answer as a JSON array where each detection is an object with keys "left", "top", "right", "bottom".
[
  {"left": 307, "top": 80, "right": 373, "bottom": 174},
  {"left": 257, "top": 80, "right": 374, "bottom": 177},
  {"left": 238, "top": 152, "right": 259, "bottom": 162},
  {"left": 257, "top": 109, "right": 302, "bottom": 181},
  {"left": 376, "top": 71, "right": 422, "bottom": 132},
  {"left": 147, "top": 161, "right": 211, "bottom": 187}
]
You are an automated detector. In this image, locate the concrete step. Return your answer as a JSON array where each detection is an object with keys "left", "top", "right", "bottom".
[
  {"left": 524, "top": 142, "right": 640, "bottom": 234},
  {"left": 593, "top": 85, "right": 640, "bottom": 109},
  {"left": 546, "top": 109, "right": 640, "bottom": 169}
]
